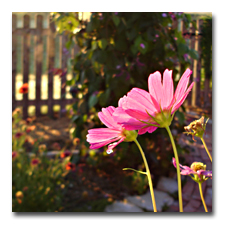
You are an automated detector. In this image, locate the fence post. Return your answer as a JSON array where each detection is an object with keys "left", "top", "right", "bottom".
[
  {"left": 23, "top": 15, "right": 30, "bottom": 119},
  {"left": 35, "top": 15, "right": 43, "bottom": 117},
  {"left": 60, "top": 34, "right": 68, "bottom": 116},
  {"left": 195, "top": 19, "right": 203, "bottom": 107},
  {"left": 48, "top": 17, "right": 55, "bottom": 118},
  {"left": 12, "top": 14, "right": 17, "bottom": 112}
]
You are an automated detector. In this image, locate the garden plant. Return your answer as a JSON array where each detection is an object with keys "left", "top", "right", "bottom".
[{"left": 13, "top": 12, "right": 212, "bottom": 212}]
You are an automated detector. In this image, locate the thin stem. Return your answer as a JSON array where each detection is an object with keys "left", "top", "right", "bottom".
[
  {"left": 201, "top": 137, "right": 212, "bottom": 162},
  {"left": 165, "top": 126, "right": 183, "bottom": 212},
  {"left": 198, "top": 182, "right": 208, "bottom": 212},
  {"left": 123, "top": 168, "right": 147, "bottom": 175},
  {"left": 134, "top": 139, "right": 157, "bottom": 212}
]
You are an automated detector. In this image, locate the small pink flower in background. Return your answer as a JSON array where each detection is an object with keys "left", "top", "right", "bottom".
[
  {"left": 140, "top": 43, "right": 145, "bottom": 49},
  {"left": 172, "top": 158, "right": 212, "bottom": 181},
  {"left": 183, "top": 53, "right": 188, "bottom": 61},
  {"left": 155, "top": 34, "right": 159, "bottom": 38},
  {"left": 162, "top": 13, "right": 167, "bottom": 17},
  {"left": 113, "top": 68, "right": 194, "bottom": 134},
  {"left": 87, "top": 106, "right": 137, "bottom": 154}
]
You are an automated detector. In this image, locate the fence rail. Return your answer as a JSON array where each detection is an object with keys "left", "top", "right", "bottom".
[{"left": 12, "top": 13, "right": 212, "bottom": 119}]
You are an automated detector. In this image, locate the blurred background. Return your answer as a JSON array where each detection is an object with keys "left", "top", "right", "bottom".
[{"left": 12, "top": 12, "right": 212, "bottom": 212}]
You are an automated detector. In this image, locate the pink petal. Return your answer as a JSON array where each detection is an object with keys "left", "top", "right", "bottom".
[
  {"left": 121, "top": 88, "right": 156, "bottom": 114},
  {"left": 174, "top": 68, "right": 192, "bottom": 103},
  {"left": 172, "top": 81, "right": 194, "bottom": 113},
  {"left": 107, "top": 137, "right": 125, "bottom": 153},
  {"left": 87, "top": 128, "right": 121, "bottom": 143},
  {"left": 98, "top": 107, "right": 121, "bottom": 129},
  {"left": 113, "top": 107, "right": 145, "bottom": 130},
  {"left": 125, "top": 109, "right": 150, "bottom": 121},
  {"left": 89, "top": 136, "right": 121, "bottom": 149},
  {"left": 138, "top": 126, "right": 157, "bottom": 135},
  {"left": 148, "top": 71, "right": 163, "bottom": 107},
  {"left": 162, "top": 69, "right": 174, "bottom": 109}
]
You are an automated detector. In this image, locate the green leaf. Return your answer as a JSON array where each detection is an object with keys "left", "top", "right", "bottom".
[
  {"left": 99, "top": 89, "right": 110, "bottom": 106},
  {"left": 98, "top": 39, "right": 108, "bottom": 50},
  {"left": 175, "top": 111, "right": 185, "bottom": 125},
  {"left": 72, "top": 115, "right": 80, "bottom": 122},
  {"left": 88, "top": 94, "right": 98, "bottom": 108},
  {"left": 91, "top": 40, "right": 98, "bottom": 50},
  {"left": 189, "top": 49, "right": 199, "bottom": 60},
  {"left": 177, "top": 42, "right": 189, "bottom": 56},
  {"left": 115, "top": 39, "right": 127, "bottom": 51},
  {"left": 112, "top": 15, "right": 120, "bottom": 26}
]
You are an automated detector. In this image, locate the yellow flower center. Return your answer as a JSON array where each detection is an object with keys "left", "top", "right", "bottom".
[{"left": 190, "top": 162, "right": 206, "bottom": 172}]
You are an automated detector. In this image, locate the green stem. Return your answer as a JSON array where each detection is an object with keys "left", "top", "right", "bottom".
[
  {"left": 198, "top": 182, "right": 208, "bottom": 212},
  {"left": 201, "top": 137, "right": 212, "bottom": 162},
  {"left": 165, "top": 126, "right": 183, "bottom": 212},
  {"left": 134, "top": 139, "right": 157, "bottom": 212}
]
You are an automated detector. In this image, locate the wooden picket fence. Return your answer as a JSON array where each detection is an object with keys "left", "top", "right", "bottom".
[
  {"left": 12, "top": 13, "right": 212, "bottom": 119},
  {"left": 12, "top": 13, "right": 78, "bottom": 119}
]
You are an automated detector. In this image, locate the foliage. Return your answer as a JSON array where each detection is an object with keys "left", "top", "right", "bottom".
[
  {"left": 51, "top": 12, "right": 197, "bottom": 143},
  {"left": 12, "top": 109, "right": 73, "bottom": 212},
  {"left": 200, "top": 18, "right": 212, "bottom": 79}
]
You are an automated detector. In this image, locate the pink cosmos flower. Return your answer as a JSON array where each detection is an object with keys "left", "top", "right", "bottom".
[
  {"left": 113, "top": 68, "right": 194, "bottom": 134},
  {"left": 172, "top": 158, "right": 212, "bottom": 181},
  {"left": 87, "top": 106, "right": 137, "bottom": 154}
]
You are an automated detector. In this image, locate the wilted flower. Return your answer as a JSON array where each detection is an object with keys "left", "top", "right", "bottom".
[
  {"left": 87, "top": 106, "right": 138, "bottom": 154},
  {"left": 52, "top": 142, "right": 61, "bottom": 150},
  {"left": 38, "top": 144, "right": 47, "bottom": 152},
  {"left": 172, "top": 158, "right": 212, "bottom": 183},
  {"left": 73, "top": 137, "right": 80, "bottom": 146},
  {"left": 113, "top": 68, "right": 194, "bottom": 134},
  {"left": 184, "top": 116, "right": 209, "bottom": 141},
  {"left": 19, "top": 83, "right": 28, "bottom": 94},
  {"left": 66, "top": 162, "right": 76, "bottom": 171}
]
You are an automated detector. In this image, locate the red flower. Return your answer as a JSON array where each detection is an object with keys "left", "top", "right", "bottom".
[
  {"left": 26, "top": 125, "right": 36, "bottom": 133},
  {"left": 31, "top": 158, "right": 39, "bottom": 166},
  {"left": 12, "top": 151, "right": 17, "bottom": 159},
  {"left": 60, "top": 150, "right": 71, "bottom": 158},
  {"left": 15, "top": 132, "right": 23, "bottom": 138},
  {"left": 19, "top": 83, "right": 28, "bottom": 94},
  {"left": 65, "top": 162, "right": 76, "bottom": 171}
]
